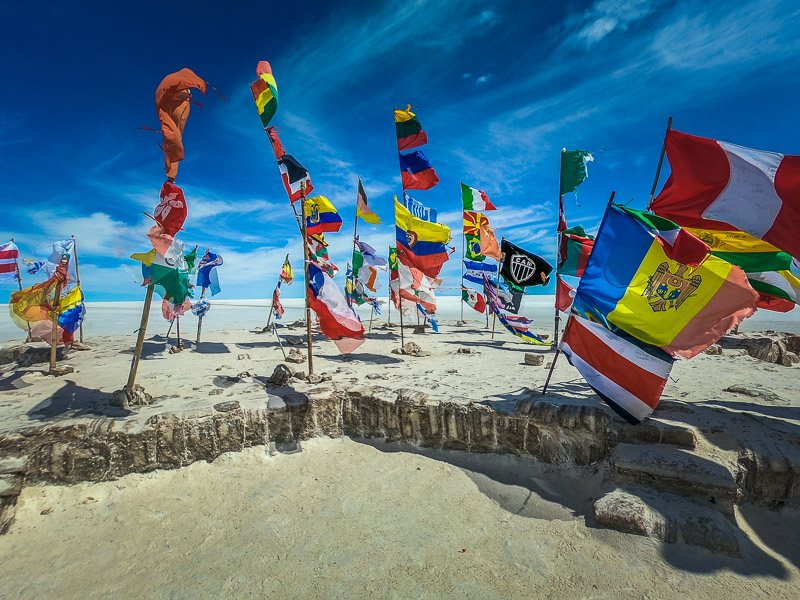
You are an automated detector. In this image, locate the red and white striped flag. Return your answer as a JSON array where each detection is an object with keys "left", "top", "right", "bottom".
[
  {"left": 560, "top": 315, "right": 674, "bottom": 424},
  {"left": 0, "top": 241, "right": 20, "bottom": 283}
]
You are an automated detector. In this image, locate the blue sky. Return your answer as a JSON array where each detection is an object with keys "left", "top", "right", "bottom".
[{"left": 1, "top": 0, "right": 799, "bottom": 301}]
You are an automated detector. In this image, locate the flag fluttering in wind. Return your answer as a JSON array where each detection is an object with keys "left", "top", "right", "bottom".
[
  {"left": 131, "top": 246, "right": 191, "bottom": 302},
  {"left": 152, "top": 181, "right": 188, "bottom": 237},
  {"left": 650, "top": 129, "right": 800, "bottom": 259},
  {"left": 500, "top": 240, "right": 553, "bottom": 289},
  {"left": 24, "top": 260, "right": 44, "bottom": 275},
  {"left": 461, "top": 183, "right": 496, "bottom": 211},
  {"left": 463, "top": 259, "right": 497, "bottom": 285},
  {"left": 154, "top": 68, "right": 207, "bottom": 181},
  {"left": 58, "top": 286, "right": 86, "bottom": 340},
  {"left": 560, "top": 314, "right": 675, "bottom": 424},
  {"left": 308, "top": 234, "right": 338, "bottom": 276},
  {"left": 462, "top": 288, "right": 486, "bottom": 313},
  {"left": 571, "top": 204, "right": 758, "bottom": 359},
  {"left": 353, "top": 241, "right": 388, "bottom": 293},
  {"left": 307, "top": 263, "right": 365, "bottom": 354},
  {"left": 356, "top": 178, "right": 381, "bottom": 224},
  {"left": 192, "top": 298, "right": 211, "bottom": 318},
  {"left": 399, "top": 151, "right": 439, "bottom": 190},
  {"left": 395, "top": 197, "right": 451, "bottom": 278},
  {"left": 305, "top": 196, "right": 342, "bottom": 235},
  {"left": 264, "top": 127, "right": 313, "bottom": 203},
  {"left": 250, "top": 61, "right": 279, "bottom": 130},
  {"left": 197, "top": 251, "right": 223, "bottom": 296},
  {"left": 395, "top": 105, "right": 429, "bottom": 151},
  {"left": 416, "top": 303, "right": 438, "bottom": 332},
  {"left": 557, "top": 226, "right": 595, "bottom": 277},
  {"left": 272, "top": 281, "right": 285, "bottom": 319},
  {"left": 556, "top": 277, "right": 576, "bottom": 312},
  {"left": 494, "top": 309, "right": 548, "bottom": 345},
  {"left": 0, "top": 241, "right": 19, "bottom": 283},
  {"left": 560, "top": 149, "right": 594, "bottom": 197},
  {"left": 479, "top": 223, "right": 501, "bottom": 261},
  {"left": 280, "top": 256, "right": 294, "bottom": 284}
]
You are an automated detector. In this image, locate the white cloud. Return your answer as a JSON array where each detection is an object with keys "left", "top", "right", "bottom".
[{"left": 475, "top": 75, "right": 491, "bottom": 85}]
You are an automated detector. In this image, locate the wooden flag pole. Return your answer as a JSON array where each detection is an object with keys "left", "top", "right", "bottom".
[
  {"left": 11, "top": 238, "right": 33, "bottom": 342},
  {"left": 195, "top": 248, "right": 210, "bottom": 343},
  {"left": 460, "top": 188, "right": 465, "bottom": 322},
  {"left": 125, "top": 283, "right": 155, "bottom": 392},
  {"left": 553, "top": 150, "right": 564, "bottom": 350},
  {"left": 349, "top": 191, "right": 360, "bottom": 308},
  {"left": 166, "top": 319, "right": 174, "bottom": 338},
  {"left": 176, "top": 314, "right": 182, "bottom": 348},
  {"left": 48, "top": 254, "right": 68, "bottom": 373},
  {"left": 491, "top": 240, "right": 504, "bottom": 340},
  {"left": 368, "top": 303, "right": 374, "bottom": 333},
  {"left": 70, "top": 235, "right": 84, "bottom": 343},
  {"left": 543, "top": 313, "right": 575, "bottom": 394},
  {"left": 266, "top": 253, "right": 290, "bottom": 330},
  {"left": 272, "top": 322, "right": 287, "bottom": 360},
  {"left": 399, "top": 298, "right": 405, "bottom": 347},
  {"left": 300, "top": 182, "right": 314, "bottom": 374},
  {"left": 647, "top": 116, "right": 673, "bottom": 211}
]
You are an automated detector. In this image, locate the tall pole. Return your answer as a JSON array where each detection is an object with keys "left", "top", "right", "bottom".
[
  {"left": 647, "top": 116, "right": 673, "bottom": 210},
  {"left": 11, "top": 238, "right": 33, "bottom": 341},
  {"left": 176, "top": 314, "right": 182, "bottom": 348},
  {"left": 399, "top": 297, "right": 405, "bottom": 347},
  {"left": 125, "top": 284, "right": 155, "bottom": 391},
  {"left": 491, "top": 240, "right": 504, "bottom": 340},
  {"left": 266, "top": 252, "right": 290, "bottom": 330},
  {"left": 300, "top": 182, "right": 314, "bottom": 374},
  {"left": 460, "top": 192, "right": 465, "bottom": 322},
  {"left": 349, "top": 197, "right": 359, "bottom": 308},
  {"left": 368, "top": 303, "right": 374, "bottom": 333},
  {"left": 48, "top": 254, "right": 68, "bottom": 373},
  {"left": 195, "top": 286, "right": 207, "bottom": 343},
  {"left": 553, "top": 150, "right": 564, "bottom": 350},
  {"left": 70, "top": 235, "right": 84, "bottom": 343}
]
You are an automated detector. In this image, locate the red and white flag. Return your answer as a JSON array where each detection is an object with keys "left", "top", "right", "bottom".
[
  {"left": 651, "top": 130, "right": 800, "bottom": 258},
  {"left": 555, "top": 277, "right": 575, "bottom": 313},
  {"left": 0, "top": 241, "right": 20, "bottom": 283},
  {"left": 560, "top": 315, "right": 674, "bottom": 424},
  {"left": 307, "top": 263, "right": 365, "bottom": 354}
]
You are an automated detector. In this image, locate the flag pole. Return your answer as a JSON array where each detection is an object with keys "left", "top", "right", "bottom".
[
  {"left": 543, "top": 313, "right": 575, "bottom": 394},
  {"left": 176, "top": 314, "right": 182, "bottom": 349},
  {"left": 48, "top": 254, "right": 68, "bottom": 373},
  {"left": 11, "top": 238, "right": 33, "bottom": 342},
  {"left": 460, "top": 184, "right": 465, "bottom": 323},
  {"left": 399, "top": 297, "right": 405, "bottom": 347},
  {"left": 125, "top": 283, "right": 155, "bottom": 392},
  {"left": 368, "top": 303, "right": 374, "bottom": 333},
  {"left": 266, "top": 253, "right": 289, "bottom": 330},
  {"left": 196, "top": 247, "right": 210, "bottom": 343},
  {"left": 300, "top": 182, "right": 314, "bottom": 374},
  {"left": 70, "top": 235, "right": 84, "bottom": 344},
  {"left": 166, "top": 319, "right": 174, "bottom": 338},
  {"left": 349, "top": 184, "right": 360, "bottom": 308},
  {"left": 491, "top": 239, "right": 504, "bottom": 340},
  {"left": 647, "top": 116, "right": 673, "bottom": 211},
  {"left": 553, "top": 150, "right": 564, "bottom": 350}
]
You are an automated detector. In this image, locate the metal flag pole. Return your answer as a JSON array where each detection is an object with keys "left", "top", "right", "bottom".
[
  {"left": 647, "top": 116, "right": 673, "bottom": 211},
  {"left": 48, "top": 253, "right": 69, "bottom": 373},
  {"left": 300, "top": 182, "right": 314, "bottom": 374},
  {"left": 71, "top": 235, "right": 84, "bottom": 343},
  {"left": 491, "top": 239, "right": 504, "bottom": 340},
  {"left": 11, "top": 238, "right": 33, "bottom": 342}
]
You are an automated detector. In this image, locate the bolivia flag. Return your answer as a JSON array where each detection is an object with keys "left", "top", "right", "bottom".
[
  {"left": 461, "top": 183, "right": 496, "bottom": 211},
  {"left": 572, "top": 205, "right": 758, "bottom": 359},
  {"left": 305, "top": 196, "right": 342, "bottom": 235},
  {"left": 399, "top": 151, "right": 439, "bottom": 190},
  {"left": 651, "top": 130, "right": 800, "bottom": 259},
  {"left": 250, "top": 61, "right": 278, "bottom": 130},
  {"left": 395, "top": 198, "right": 451, "bottom": 278},
  {"left": 395, "top": 105, "right": 428, "bottom": 151}
]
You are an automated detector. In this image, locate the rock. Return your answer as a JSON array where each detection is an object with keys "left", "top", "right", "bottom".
[
  {"left": 293, "top": 370, "right": 307, "bottom": 381},
  {"left": 366, "top": 373, "right": 389, "bottom": 380},
  {"left": 780, "top": 351, "right": 799, "bottom": 367},
  {"left": 544, "top": 362, "right": 553, "bottom": 369},
  {"left": 0, "top": 344, "right": 66, "bottom": 367},
  {"left": 284, "top": 336, "right": 304, "bottom": 346},
  {"left": 457, "top": 347, "right": 473, "bottom": 354},
  {"left": 237, "top": 353, "right": 250, "bottom": 360},
  {"left": 413, "top": 325, "right": 426, "bottom": 334},
  {"left": 704, "top": 344, "right": 722, "bottom": 355},
  {"left": 168, "top": 345, "right": 184, "bottom": 354},
  {"left": 386, "top": 322, "right": 398, "bottom": 328},
  {"left": 593, "top": 490, "right": 677, "bottom": 542},
  {"left": 391, "top": 342, "right": 425, "bottom": 357},
  {"left": 724, "top": 384, "right": 784, "bottom": 404},
  {"left": 109, "top": 384, "right": 153, "bottom": 408},
  {"left": 70, "top": 342, "right": 91, "bottom": 351},
  {"left": 268, "top": 364, "right": 293, "bottom": 386},
  {"left": 40, "top": 508, "right": 53, "bottom": 515},
  {"left": 445, "top": 369, "right": 458, "bottom": 374},
  {"left": 524, "top": 353, "right": 544, "bottom": 366},
  {"left": 47, "top": 365, "right": 74, "bottom": 376},
  {"left": 681, "top": 513, "right": 741, "bottom": 557},
  {"left": 0, "top": 474, "right": 24, "bottom": 498},
  {"left": 455, "top": 320, "right": 467, "bottom": 326},
  {"left": 307, "top": 373, "right": 323, "bottom": 384},
  {"left": 213, "top": 401, "right": 241, "bottom": 413},
  {"left": 286, "top": 348, "right": 306, "bottom": 364},
  {"left": 208, "top": 388, "right": 223, "bottom": 396},
  {"left": 0, "top": 457, "right": 26, "bottom": 475},
  {"left": 213, "top": 375, "right": 242, "bottom": 388},
  {"left": 237, "top": 371, "right": 253, "bottom": 379}
]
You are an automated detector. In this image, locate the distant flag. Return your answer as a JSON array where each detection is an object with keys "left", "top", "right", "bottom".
[
  {"left": 272, "top": 281, "right": 285, "bottom": 319},
  {"left": 184, "top": 246, "right": 199, "bottom": 273},
  {"left": 250, "top": 61, "right": 279, "bottom": 130},
  {"left": 557, "top": 226, "right": 595, "bottom": 277},
  {"left": 462, "top": 288, "right": 486, "bottom": 314},
  {"left": 280, "top": 256, "right": 294, "bottom": 284},
  {"left": 356, "top": 178, "right": 381, "bottom": 224},
  {"left": 308, "top": 234, "right": 338, "bottom": 277},
  {"left": 191, "top": 298, "right": 211, "bottom": 318},
  {"left": 650, "top": 130, "right": 800, "bottom": 258},
  {"left": 494, "top": 308, "right": 548, "bottom": 345},
  {"left": 499, "top": 240, "right": 553, "bottom": 289},
  {"left": 416, "top": 303, "right": 439, "bottom": 332},
  {"left": 560, "top": 149, "right": 594, "bottom": 197},
  {"left": 395, "top": 105, "right": 428, "bottom": 151},
  {"left": 0, "top": 241, "right": 20, "bottom": 283},
  {"left": 461, "top": 183, "right": 496, "bottom": 211},
  {"left": 197, "top": 251, "right": 223, "bottom": 296},
  {"left": 395, "top": 197, "right": 451, "bottom": 278},
  {"left": 556, "top": 277, "right": 576, "bottom": 312},
  {"left": 305, "top": 196, "right": 343, "bottom": 235},
  {"left": 370, "top": 298, "right": 382, "bottom": 315},
  {"left": 399, "top": 150, "right": 439, "bottom": 190},
  {"left": 24, "top": 260, "right": 45, "bottom": 275},
  {"left": 307, "top": 263, "right": 365, "bottom": 354},
  {"left": 561, "top": 314, "right": 675, "bottom": 424}
]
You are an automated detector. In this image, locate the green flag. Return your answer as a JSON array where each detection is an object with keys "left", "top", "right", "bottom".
[{"left": 560, "top": 149, "right": 593, "bottom": 196}]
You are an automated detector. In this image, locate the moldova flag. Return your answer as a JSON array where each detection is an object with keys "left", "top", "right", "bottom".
[
  {"left": 395, "top": 198, "right": 451, "bottom": 278},
  {"left": 306, "top": 196, "right": 342, "bottom": 235},
  {"left": 395, "top": 105, "right": 428, "bottom": 151},
  {"left": 572, "top": 205, "right": 758, "bottom": 359},
  {"left": 399, "top": 151, "right": 439, "bottom": 190}
]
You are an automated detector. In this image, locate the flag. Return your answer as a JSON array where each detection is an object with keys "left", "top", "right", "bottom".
[
  {"left": 153, "top": 180, "right": 188, "bottom": 236},
  {"left": 500, "top": 240, "right": 553, "bottom": 289},
  {"left": 463, "top": 259, "right": 497, "bottom": 285},
  {"left": 272, "top": 281, "right": 285, "bottom": 319},
  {"left": 395, "top": 105, "right": 429, "bottom": 151},
  {"left": 356, "top": 240, "right": 389, "bottom": 271},
  {"left": 162, "top": 297, "right": 192, "bottom": 321},
  {"left": 266, "top": 125, "right": 286, "bottom": 160},
  {"left": 308, "top": 263, "right": 365, "bottom": 353},
  {"left": 395, "top": 260, "right": 437, "bottom": 313},
  {"left": 416, "top": 303, "right": 438, "bottom": 332},
  {"left": 463, "top": 211, "right": 489, "bottom": 236},
  {"left": 685, "top": 227, "right": 798, "bottom": 311},
  {"left": 24, "top": 260, "right": 45, "bottom": 275},
  {"left": 400, "top": 194, "right": 437, "bottom": 222},
  {"left": 479, "top": 224, "right": 501, "bottom": 261},
  {"left": 461, "top": 183, "right": 496, "bottom": 211},
  {"left": 250, "top": 61, "right": 278, "bottom": 130},
  {"left": 560, "top": 149, "right": 594, "bottom": 196},
  {"left": 132, "top": 248, "right": 192, "bottom": 302},
  {"left": 306, "top": 196, "right": 342, "bottom": 235},
  {"left": 280, "top": 256, "right": 294, "bottom": 284},
  {"left": 370, "top": 298, "right": 382, "bottom": 315},
  {"left": 354, "top": 241, "right": 388, "bottom": 293},
  {"left": 556, "top": 277, "right": 576, "bottom": 312},
  {"left": 0, "top": 241, "right": 19, "bottom": 283},
  {"left": 346, "top": 263, "right": 368, "bottom": 306},
  {"left": 650, "top": 129, "right": 800, "bottom": 259},
  {"left": 395, "top": 197, "right": 451, "bottom": 278},
  {"left": 481, "top": 271, "right": 523, "bottom": 315},
  {"left": 572, "top": 204, "right": 758, "bottom": 359},
  {"left": 493, "top": 305, "right": 548, "bottom": 345},
  {"left": 557, "top": 226, "right": 595, "bottom": 277},
  {"left": 308, "top": 234, "right": 338, "bottom": 277},
  {"left": 192, "top": 298, "right": 211, "bottom": 317},
  {"left": 356, "top": 178, "right": 381, "bottom": 224},
  {"left": 561, "top": 315, "right": 675, "bottom": 425},
  {"left": 389, "top": 247, "right": 398, "bottom": 271},
  {"left": 399, "top": 151, "right": 439, "bottom": 190},
  {"left": 462, "top": 288, "right": 486, "bottom": 313},
  {"left": 278, "top": 154, "right": 313, "bottom": 203},
  {"left": 57, "top": 286, "right": 86, "bottom": 338},
  {"left": 197, "top": 251, "right": 223, "bottom": 296},
  {"left": 154, "top": 68, "right": 206, "bottom": 180},
  {"left": 9, "top": 269, "right": 75, "bottom": 346}
]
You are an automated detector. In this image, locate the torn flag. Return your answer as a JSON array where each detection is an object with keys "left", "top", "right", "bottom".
[
  {"left": 399, "top": 151, "right": 439, "bottom": 190},
  {"left": 250, "top": 61, "right": 278, "bottom": 130},
  {"left": 0, "top": 240, "right": 19, "bottom": 283}
]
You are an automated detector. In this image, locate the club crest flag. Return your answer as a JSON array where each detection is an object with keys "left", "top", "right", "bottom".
[
  {"left": 572, "top": 205, "right": 758, "bottom": 359},
  {"left": 500, "top": 240, "right": 553, "bottom": 289}
]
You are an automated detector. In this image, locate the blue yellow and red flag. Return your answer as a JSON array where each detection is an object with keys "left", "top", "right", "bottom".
[
  {"left": 306, "top": 196, "right": 343, "bottom": 235},
  {"left": 395, "top": 197, "right": 451, "bottom": 278}
]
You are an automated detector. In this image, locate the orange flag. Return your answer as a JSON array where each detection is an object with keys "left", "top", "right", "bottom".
[
  {"left": 479, "top": 224, "right": 501, "bottom": 260},
  {"left": 155, "top": 68, "right": 207, "bottom": 180}
]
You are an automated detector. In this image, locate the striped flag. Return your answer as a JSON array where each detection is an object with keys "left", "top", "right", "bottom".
[
  {"left": 560, "top": 315, "right": 675, "bottom": 424},
  {"left": 0, "top": 241, "right": 19, "bottom": 283},
  {"left": 461, "top": 183, "right": 496, "bottom": 211}
]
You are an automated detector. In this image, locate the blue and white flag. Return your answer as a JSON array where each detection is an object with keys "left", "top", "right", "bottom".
[
  {"left": 24, "top": 259, "right": 45, "bottom": 275},
  {"left": 197, "top": 251, "right": 223, "bottom": 296},
  {"left": 463, "top": 259, "right": 498, "bottom": 286},
  {"left": 416, "top": 303, "right": 438, "bottom": 332},
  {"left": 192, "top": 298, "right": 211, "bottom": 317}
]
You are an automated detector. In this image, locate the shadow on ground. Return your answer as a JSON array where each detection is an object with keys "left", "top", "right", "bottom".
[{"left": 26, "top": 380, "right": 131, "bottom": 421}]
